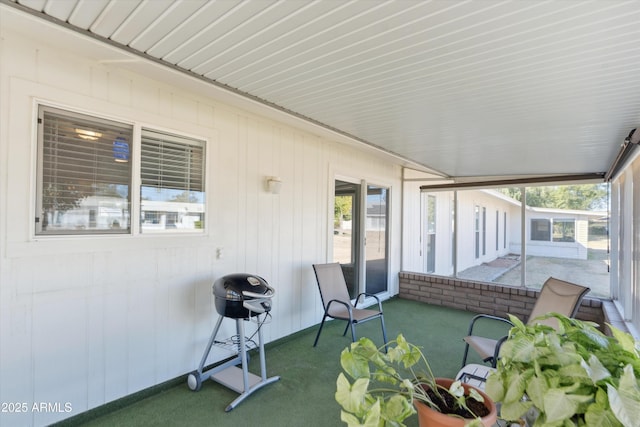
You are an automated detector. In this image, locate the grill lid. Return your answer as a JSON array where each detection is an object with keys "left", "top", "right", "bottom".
[{"left": 213, "top": 274, "right": 275, "bottom": 318}]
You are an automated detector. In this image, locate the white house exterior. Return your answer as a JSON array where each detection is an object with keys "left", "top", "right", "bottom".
[
  {"left": 404, "top": 188, "right": 602, "bottom": 277},
  {"left": 512, "top": 206, "right": 602, "bottom": 260},
  {"left": 0, "top": 10, "right": 404, "bottom": 426}
]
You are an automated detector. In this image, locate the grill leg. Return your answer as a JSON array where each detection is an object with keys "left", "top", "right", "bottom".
[{"left": 224, "top": 314, "right": 280, "bottom": 412}]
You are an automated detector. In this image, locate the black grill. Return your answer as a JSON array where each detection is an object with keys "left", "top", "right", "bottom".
[{"left": 213, "top": 274, "right": 274, "bottom": 319}]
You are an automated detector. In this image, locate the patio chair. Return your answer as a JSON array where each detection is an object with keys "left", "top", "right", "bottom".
[
  {"left": 461, "top": 277, "right": 589, "bottom": 368},
  {"left": 312, "top": 263, "right": 388, "bottom": 349}
]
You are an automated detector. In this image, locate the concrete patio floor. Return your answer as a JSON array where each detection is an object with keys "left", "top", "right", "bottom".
[{"left": 458, "top": 236, "right": 610, "bottom": 298}]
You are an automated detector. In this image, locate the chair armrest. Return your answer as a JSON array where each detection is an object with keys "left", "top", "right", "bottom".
[
  {"left": 467, "top": 314, "right": 514, "bottom": 336},
  {"left": 493, "top": 335, "right": 510, "bottom": 363},
  {"left": 354, "top": 293, "right": 383, "bottom": 311}
]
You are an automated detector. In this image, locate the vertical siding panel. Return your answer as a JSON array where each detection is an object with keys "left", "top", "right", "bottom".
[
  {"left": 103, "top": 285, "right": 128, "bottom": 404},
  {"left": 244, "top": 117, "right": 260, "bottom": 273},
  {"left": 31, "top": 291, "right": 87, "bottom": 426},
  {"left": 275, "top": 127, "right": 295, "bottom": 335},
  {"left": 86, "top": 284, "right": 106, "bottom": 410},
  {"left": 236, "top": 115, "right": 248, "bottom": 271},
  {"left": 300, "top": 137, "right": 322, "bottom": 329},
  {"left": 256, "top": 121, "right": 275, "bottom": 288}
]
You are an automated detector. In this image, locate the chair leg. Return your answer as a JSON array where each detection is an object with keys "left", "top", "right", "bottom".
[
  {"left": 313, "top": 314, "right": 328, "bottom": 347},
  {"left": 461, "top": 342, "right": 470, "bottom": 368},
  {"left": 380, "top": 315, "right": 388, "bottom": 352},
  {"left": 342, "top": 322, "right": 350, "bottom": 337}
]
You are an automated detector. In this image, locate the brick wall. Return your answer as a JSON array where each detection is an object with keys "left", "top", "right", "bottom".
[{"left": 399, "top": 272, "right": 604, "bottom": 327}]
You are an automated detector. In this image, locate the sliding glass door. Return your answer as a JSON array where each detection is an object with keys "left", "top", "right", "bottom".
[{"left": 333, "top": 179, "right": 389, "bottom": 298}]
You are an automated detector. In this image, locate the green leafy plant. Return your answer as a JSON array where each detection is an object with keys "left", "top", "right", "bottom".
[
  {"left": 486, "top": 313, "right": 640, "bottom": 427},
  {"left": 336, "top": 334, "right": 490, "bottom": 427}
]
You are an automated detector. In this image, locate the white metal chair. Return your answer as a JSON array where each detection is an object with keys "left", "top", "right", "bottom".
[
  {"left": 312, "top": 263, "right": 388, "bottom": 348},
  {"left": 461, "top": 277, "right": 589, "bottom": 368}
]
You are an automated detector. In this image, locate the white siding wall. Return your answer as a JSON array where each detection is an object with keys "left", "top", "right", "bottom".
[
  {"left": 402, "top": 187, "right": 515, "bottom": 275},
  {"left": 0, "top": 26, "right": 401, "bottom": 426},
  {"left": 454, "top": 191, "right": 512, "bottom": 272}
]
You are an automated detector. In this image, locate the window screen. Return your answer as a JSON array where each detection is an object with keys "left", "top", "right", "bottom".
[
  {"left": 140, "top": 129, "right": 205, "bottom": 232},
  {"left": 531, "top": 219, "right": 551, "bottom": 241},
  {"left": 552, "top": 219, "right": 575, "bottom": 242},
  {"left": 36, "top": 106, "right": 132, "bottom": 235}
]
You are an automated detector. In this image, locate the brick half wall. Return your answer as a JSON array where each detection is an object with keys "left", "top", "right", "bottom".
[{"left": 399, "top": 272, "right": 604, "bottom": 327}]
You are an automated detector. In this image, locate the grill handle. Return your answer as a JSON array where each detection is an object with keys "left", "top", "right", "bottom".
[{"left": 243, "top": 288, "right": 275, "bottom": 299}]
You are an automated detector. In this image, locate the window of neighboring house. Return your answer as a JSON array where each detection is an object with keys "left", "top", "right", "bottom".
[
  {"left": 495, "top": 210, "right": 499, "bottom": 251},
  {"left": 482, "top": 206, "right": 486, "bottom": 256},
  {"left": 140, "top": 129, "right": 205, "bottom": 233},
  {"left": 552, "top": 218, "right": 575, "bottom": 242},
  {"left": 503, "top": 212, "right": 507, "bottom": 249},
  {"left": 36, "top": 105, "right": 206, "bottom": 236},
  {"left": 36, "top": 106, "right": 133, "bottom": 235},
  {"left": 531, "top": 218, "right": 575, "bottom": 242},
  {"left": 474, "top": 205, "right": 480, "bottom": 258},
  {"left": 530, "top": 218, "right": 551, "bottom": 241}
]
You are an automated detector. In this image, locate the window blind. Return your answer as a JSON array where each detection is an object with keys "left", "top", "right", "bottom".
[
  {"left": 38, "top": 106, "right": 132, "bottom": 234},
  {"left": 140, "top": 129, "right": 205, "bottom": 192}
]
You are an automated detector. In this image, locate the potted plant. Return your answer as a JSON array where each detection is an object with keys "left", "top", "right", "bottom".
[
  {"left": 485, "top": 313, "right": 640, "bottom": 427},
  {"left": 335, "top": 334, "right": 497, "bottom": 427}
]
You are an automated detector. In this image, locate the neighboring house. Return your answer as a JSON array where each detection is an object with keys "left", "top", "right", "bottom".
[
  {"left": 515, "top": 206, "right": 603, "bottom": 260},
  {"left": 413, "top": 189, "right": 603, "bottom": 277}
]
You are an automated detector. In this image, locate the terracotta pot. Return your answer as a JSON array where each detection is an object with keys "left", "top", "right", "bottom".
[{"left": 414, "top": 378, "right": 498, "bottom": 427}]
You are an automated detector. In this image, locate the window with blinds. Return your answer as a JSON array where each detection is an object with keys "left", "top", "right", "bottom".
[
  {"left": 36, "top": 106, "right": 132, "bottom": 235},
  {"left": 140, "top": 129, "right": 205, "bottom": 232}
]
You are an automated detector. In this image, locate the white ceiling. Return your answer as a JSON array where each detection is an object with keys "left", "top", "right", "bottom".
[{"left": 5, "top": 0, "right": 640, "bottom": 179}]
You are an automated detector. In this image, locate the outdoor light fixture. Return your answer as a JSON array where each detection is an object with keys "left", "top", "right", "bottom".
[{"left": 266, "top": 176, "right": 282, "bottom": 194}]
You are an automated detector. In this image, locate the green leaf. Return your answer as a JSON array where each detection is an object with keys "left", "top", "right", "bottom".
[
  {"left": 507, "top": 314, "right": 526, "bottom": 331},
  {"left": 525, "top": 375, "right": 548, "bottom": 409},
  {"left": 608, "top": 365, "right": 640, "bottom": 427},
  {"left": 501, "top": 334, "right": 536, "bottom": 363},
  {"left": 585, "top": 403, "right": 624, "bottom": 427},
  {"left": 543, "top": 388, "right": 578, "bottom": 423},
  {"left": 468, "top": 387, "right": 484, "bottom": 404},
  {"left": 484, "top": 371, "right": 504, "bottom": 402},
  {"left": 499, "top": 399, "right": 533, "bottom": 421},
  {"left": 381, "top": 394, "right": 415, "bottom": 425},
  {"left": 449, "top": 380, "right": 464, "bottom": 398},
  {"left": 581, "top": 354, "right": 611, "bottom": 383},
  {"left": 557, "top": 363, "right": 590, "bottom": 382},
  {"left": 608, "top": 326, "right": 639, "bottom": 358},
  {"left": 335, "top": 373, "right": 369, "bottom": 415},
  {"left": 504, "top": 369, "right": 533, "bottom": 403},
  {"left": 341, "top": 348, "right": 371, "bottom": 380},
  {"left": 340, "top": 398, "right": 381, "bottom": 427}
]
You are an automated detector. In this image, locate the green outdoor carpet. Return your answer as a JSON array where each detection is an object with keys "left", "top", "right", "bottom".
[{"left": 56, "top": 298, "right": 510, "bottom": 427}]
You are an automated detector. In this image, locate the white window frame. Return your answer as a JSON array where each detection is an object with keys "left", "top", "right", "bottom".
[{"left": 35, "top": 103, "right": 207, "bottom": 237}]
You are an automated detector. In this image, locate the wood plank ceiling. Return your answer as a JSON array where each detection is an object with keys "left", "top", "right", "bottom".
[{"left": 6, "top": 0, "right": 640, "bottom": 179}]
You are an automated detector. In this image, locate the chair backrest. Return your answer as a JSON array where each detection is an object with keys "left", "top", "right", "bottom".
[
  {"left": 312, "top": 263, "right": 353, "bottom": 311},
  {"left": 527, "top": 277, "right": 590, "bottom": 328}
]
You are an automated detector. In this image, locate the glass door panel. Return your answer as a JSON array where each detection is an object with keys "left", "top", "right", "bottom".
[
  {"left": 333, "top": 180, "right": 360, "bottom": 298},
  {"left": 365, "top": 185, "right": 389, "bottom": 294}
]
